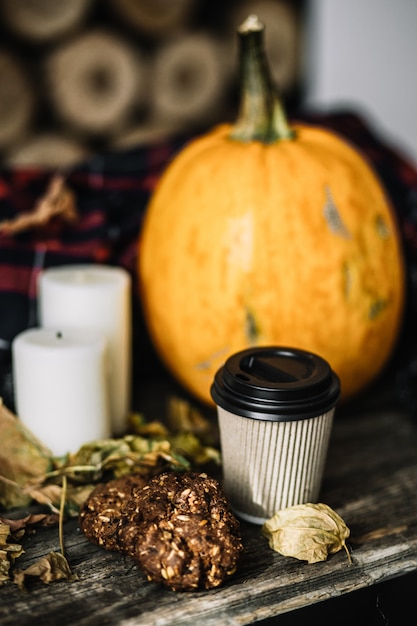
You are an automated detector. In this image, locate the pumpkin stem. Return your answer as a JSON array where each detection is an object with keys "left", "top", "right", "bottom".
[{"left": 230, "top": 14, "right": 294, "bottom": 144}]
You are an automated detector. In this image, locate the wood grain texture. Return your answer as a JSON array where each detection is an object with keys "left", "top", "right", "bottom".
[{"left": 1, "top": 401, "right": 417, "bottom": 626}]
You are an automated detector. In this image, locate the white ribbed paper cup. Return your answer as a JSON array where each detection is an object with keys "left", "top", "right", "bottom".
[{"left": 211, "top": 347, "right": 340, "bottom": 525}]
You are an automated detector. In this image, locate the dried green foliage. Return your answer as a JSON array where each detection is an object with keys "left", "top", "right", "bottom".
[
  {"left": 166, "top": 396, "right": 217, "bottom": 444},
  {"left": 1, "top": 398, "right": 220, "bottom": 515},
  {"left": 262, "top": 503, "right": 351, "bottom": 564}
]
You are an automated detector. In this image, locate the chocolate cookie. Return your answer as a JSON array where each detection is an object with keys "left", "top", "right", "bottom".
[
  {"left": 79, "top": 473, "right": 147, "bottom": 551},
  {"left": 124, "top": 471, "right": 244, "bottom": 591}
]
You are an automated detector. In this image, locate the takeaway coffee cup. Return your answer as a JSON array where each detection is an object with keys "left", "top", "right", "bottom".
[{"left": 210, "top": 346, "right": 341, "bottom": 524}]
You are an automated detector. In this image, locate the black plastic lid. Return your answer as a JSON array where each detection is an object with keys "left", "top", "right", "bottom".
[{"left": 210, "top": 346, "right": 341, "bottom": 421}]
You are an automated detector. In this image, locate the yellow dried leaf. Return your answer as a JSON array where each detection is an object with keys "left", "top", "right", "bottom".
[
  {"left": 0, "top": 400, "right": 53, "bottom": 509},
  {"left": 0, "top": 549, "right": 11, "bottom": 585},
  {"left": 0, "top": 521, "right": 25, "bottom": 585},
  {"left": 0, "top": 521, "right": 10, "bottom": 545},
  {"left": 23, "top": 483, "right": 64, "bottom": 513},
  {"left": 13, "top": 551, "right": 78, "bottom": 591},
  {"left": 262, "top": 503, "right": 351, "bottom": 564}
]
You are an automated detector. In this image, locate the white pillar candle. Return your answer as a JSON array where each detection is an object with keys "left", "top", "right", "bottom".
[
  {"left": 37, "top": 265, "right": 131, "bottom": 435},
  {"left": 12, "top": 328, "right": 110, "bottom": 457}
]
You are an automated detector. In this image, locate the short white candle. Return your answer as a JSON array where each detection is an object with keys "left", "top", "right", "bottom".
[
  {"left": 37, "top": 265, "right": 131, "bottom": 435},
  {"left": 12, "top": 328, "right": 110, "bottom": 457}
]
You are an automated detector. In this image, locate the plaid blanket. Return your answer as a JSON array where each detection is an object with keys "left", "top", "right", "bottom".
[{"left": 1, "top": 111, "right": 417, "bottom": 411}]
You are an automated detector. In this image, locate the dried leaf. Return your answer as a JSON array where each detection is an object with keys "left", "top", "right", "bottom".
[
  {"left": 0, "top": 521, "right": 25, "bottom": 586},
  {"left": 0, "top": 549, "right": 11, "bottom": 585},
  {"left": 167, "top": 396, "right": 215, "bottom": 442},
  {"left": 0, "top": 521, "right": 25, "bottom": 563},
  {"left": 13, "top": 551, "right": 78, "bottom": 591},
  {"left": 0, "top": 513, "right": 59, "bottom": 533},
  {"left": 128, "top": 412, "right": 169, "bottom": 438},
  {"left": 23, "top": 484, "right": 64, "bottom": 513},
  {"left": 262, "top": 503, "right": 351, "bottom": 564},
  {"left": 0, "top": 400, "right": 53, "bottom": 509},
  {"left": 0, "top": 522, "right": 10, "bottom": 544},
  {"left": 64, "top": 484, "right": 96, "bottom": 514},
  {"left": 0, "top": 175, "right": 78, "bottom": 235},
  {"left": 169, "top": 431, "right": 221, "bottom": 466}
]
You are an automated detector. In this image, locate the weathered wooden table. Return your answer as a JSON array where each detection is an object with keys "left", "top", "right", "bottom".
[{"left": 1, "top": 374, "right": 417, "bottom": 626}]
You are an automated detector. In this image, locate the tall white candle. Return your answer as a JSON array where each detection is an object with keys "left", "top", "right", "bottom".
[
  {"left": 12, "top": 328, "right": 110, "bottom": 457},
  {"left": 37, "top": 265, "right": 131, "bottom": 435}
]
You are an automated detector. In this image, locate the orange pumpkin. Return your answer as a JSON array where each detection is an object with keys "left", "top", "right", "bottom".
[{"left": 138, "top": 15, "right": 405, "bottom": 405}]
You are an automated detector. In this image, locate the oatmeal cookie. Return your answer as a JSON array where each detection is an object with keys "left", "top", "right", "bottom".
[{"left": 124, "top": 471, "right": 244, "bottom": 591}]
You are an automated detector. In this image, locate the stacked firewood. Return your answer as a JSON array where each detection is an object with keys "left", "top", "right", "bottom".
[{"left": 0, "top": 0, "right": 304, "bottom": 167}]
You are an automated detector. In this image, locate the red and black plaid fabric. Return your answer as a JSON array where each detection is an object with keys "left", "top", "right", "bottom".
[
  {"left": 1, "top": 110, "right": 417, "bottom": 411},
  {"left": 0, "top": 136, "right": 187, "bottom": 406}
]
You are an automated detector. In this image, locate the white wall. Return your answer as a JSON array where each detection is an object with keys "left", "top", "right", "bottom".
[{"left": 303, "top": 0, "right": 417, "bottom": 166}]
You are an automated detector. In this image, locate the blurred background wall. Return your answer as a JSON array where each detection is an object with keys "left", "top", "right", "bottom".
[
  {"left": 304, "top": 0, "right": 417, "bottom": 167},
  {"left": 0, "top": 0, "right": 415, "bottom": 168}
]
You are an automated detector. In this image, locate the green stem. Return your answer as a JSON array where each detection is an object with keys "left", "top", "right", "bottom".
[{"left": 230, "top": 14, "right": 294, "bottom": 144}]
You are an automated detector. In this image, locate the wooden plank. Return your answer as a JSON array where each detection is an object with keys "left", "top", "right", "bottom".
[{"left": 1, "top": 403, "right": 417, "bottom": 626}]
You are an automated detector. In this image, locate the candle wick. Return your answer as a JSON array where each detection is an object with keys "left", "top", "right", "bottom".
[{"left": 57, "top": 331, "right": 63, "bottom": 339}]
